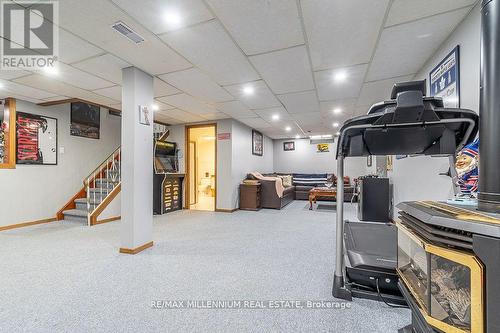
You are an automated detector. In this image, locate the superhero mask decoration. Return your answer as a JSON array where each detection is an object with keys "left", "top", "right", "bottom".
[{"left": 455, "top": 139, "right": 479, "bottom": 197}]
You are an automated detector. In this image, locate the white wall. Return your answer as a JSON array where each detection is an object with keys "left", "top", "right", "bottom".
[
  {"left": 0, "top": 99, "right": 121, "bottom": 227},
  {"left": 273, "top": 138, "right": 367, "bottom": 178},
  {"left": 390, "top": 4, "right": 480, "bottom": 205}
]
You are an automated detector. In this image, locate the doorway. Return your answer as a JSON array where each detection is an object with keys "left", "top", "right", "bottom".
[{"left": 185, "top": 124, "right": 217, "bottom": 211}]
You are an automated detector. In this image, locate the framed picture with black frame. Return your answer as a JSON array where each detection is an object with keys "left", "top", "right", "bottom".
[
  {"left": 16, "top": 112, "right": 57, "bottom": 165},
  {"left": 283, "top": 141, "right": 295, "bottom": 151},
  {"left": 252, "top": 129, "right": 263, "bottom": 156},
  {"left": 70, "top": 102, "right": 100, "bottom": 139},
  {"left": 429, "top": 45, "right": 460, "bottom": 108}
]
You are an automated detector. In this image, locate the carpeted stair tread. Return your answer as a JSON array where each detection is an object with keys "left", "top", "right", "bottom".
[{"left": 63, "top": 209, "right": 88, "bottom": 217}]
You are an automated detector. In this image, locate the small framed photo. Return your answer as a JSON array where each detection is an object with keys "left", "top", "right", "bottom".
[
  {"left": 283, "top": 141, "right": 295, "bottom": 151},
  {"left": 252, "top": 129, "right": 263, "bottom": 156},
  {"left": 139, "top": 105, "right": 151, "bottom": 126}
]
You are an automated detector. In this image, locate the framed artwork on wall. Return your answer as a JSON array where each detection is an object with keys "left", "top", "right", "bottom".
[
  {"left": 316, "top": 143, "right": 329, "bottom": 153},
  {"left": 283, "top": 141, "right": 295, "bottom": 151},
  {"left": 16, "top": 112, "right": 57, "bottom": 165},
  {"left": 0, "top": 98, "right": 16, "bottom": 169},
  {"left": 386, "top": 155, "right": 393, "bottom": 171},
  {"left": 70, "top": 102, "right": 100, "bottom": 139},
  {"left": 367, "top": 155, "right": 372, "bottom": 167},
  {"left": 429, "top": 46, "right": 460, "bottom": 108},
  {"left": 252, "top": 130, "right": 263, "bottom": 156}
]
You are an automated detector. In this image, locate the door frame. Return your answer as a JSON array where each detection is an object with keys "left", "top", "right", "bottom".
[{"left": 184, "top": 123, "right": 217, "bottom": 210}]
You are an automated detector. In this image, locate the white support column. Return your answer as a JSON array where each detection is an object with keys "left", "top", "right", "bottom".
[{"left": 120, "top": 67, "right": 154, "bottom": 254}]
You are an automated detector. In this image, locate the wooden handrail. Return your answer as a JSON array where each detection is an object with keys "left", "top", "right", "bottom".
[{"left": 89, "top": 184, "right": 121, "bottom": 226}]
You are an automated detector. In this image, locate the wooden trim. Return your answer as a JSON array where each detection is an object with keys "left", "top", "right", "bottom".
[
  {"left": 89, "top": 183, "right": 121, "bottom": 226},
  {"left": 119, "top": 241, "right": 153, "bottom": 254},
  {"left": 185, "top": 123, "right": 217, "bottom": 211},
  {"left": 37, "top": 98, "right": 121, "bottom": 114},
  {"left": 215, "top": 208, "right": 238, "bottom": 213},
  {"left": 56, "top": 187, "right": 86, "bottom": 220},
  {"left": 94, "top": 216, "right": 120, "bottom": 225},
  {"left": 0, "top": 217, "right": 57, "bottom": 232},
  {"left": 0, "top": 98, "right": 16, "bottom": 169}
]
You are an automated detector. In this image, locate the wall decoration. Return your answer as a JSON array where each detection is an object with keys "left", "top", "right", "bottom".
[
  {"left": 429, "top": 46, "right": 460, "bottom": 108},
  {"left": 0, "top": 98, "right": 16, "bottom": 168},
  {"left": 386, "top": 155, "right": 393, "bottom": 171},
  {"left": 316, "top": 143, "right": 329, "bottom": 153},
  {"left": 70, "top": 102, "right": 100, "bottom": 139},
  {"left": 367, "top": 155, "right": 372, "bottom": 167},
  {"left": 139, "top": 105, "right": 151, "bottom": 126},
  {"left": 16, "top": 112, "right": 57, "bottom": 165},
  {"left": 283, "top": 141, "right": 295, "bottom": 151},
  {"left": 252, "top": 130, "right": 263, "bottom": 156}
]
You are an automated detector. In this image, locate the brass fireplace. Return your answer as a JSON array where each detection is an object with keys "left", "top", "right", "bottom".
[{"left": 396, "top": 220, "right": 484, "bottom": 333}]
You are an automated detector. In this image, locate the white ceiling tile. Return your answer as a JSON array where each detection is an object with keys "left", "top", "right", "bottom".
[
  {"left": 0, "top": 69, "right": 31, "bottom": 80},
  {"left": 158, "top": 68, "right": 232, "bottom": 103},
  {"left": 112, "top": 0, "right": 213, "bottom": 34},
  {"left": 320, "top": 99, "right": 357, "bottom": 119},
  {"left": 161, "top": 20, "right": 259, "bottom": 85},
  {"left": 215, "top": 100, "right": 257, "bottom": 119},
  {"left": 239, "top": 117, "right": 272, "bottom": 129},
  {"left": 93, "top": 85, "right": 122, "bottom": 101},
  {"left": 0, "top": 92, "right": 41, "bottom": 104},
  {"left": 72, "top": 53, "right": 129, "bottom": 84},
  {"left": 160, "top": 108, "right": 206, "bottom": 123},
  {"left": 59, "top": 29, "right": 103, "bottom": 64},
  {"left": 314, "top": 64, "right": 368, "bottom": 101},
  {"left": 301, "top": 0, "right": 390, "bottom": 70},
  {"left": 200, "top": 112, "right": 229, "bottom": 120},
  {"left": 254, "top": 107, "right": 292, "bottom": 123},
  {"left": 158, "top": 93, "right": 215, "bottom": 114},
  {"left": 154, "top": 113, "right": 182, "bottom": 125},
  {"left": 277, "top": 90, "right": 319, "bottom": 114},
  {"left": 154, "top": 78, "right": 181, "bottom": 97},
  {"left": 386, "top": 0, "right": 476, "bottom": 27},
  {"left": 357, "top": 75, "right": 414, "bottom": 107},
  {"left": 249, "top": 45, "right": 314, "bottom": 94},
  {"left": 1, "top": 80, "right": 58, "bottom": 100},
  {"left": 58, "top": 0, "right": 191, "bottom": 75},
  {"left": 224, "top": 80, "right": 281, "bottom": 109},
  {"left": 367, "top": 8, "right": 471, "bottom": 81},
  {"left": 42, "top": 95, "right": 69, "bottom": 102},
  {"left": 205, "top": 0, "right": 304, "bottom": 55},
  {"left": 51, "top": 62, "right": 115, "bottom": 90},
  {"left": 154, "top": 100, "right": 175, "bottom": 110}
]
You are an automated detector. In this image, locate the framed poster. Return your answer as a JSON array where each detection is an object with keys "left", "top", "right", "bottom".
[
  {"left": 386, "top": 155, "right": 393, "bottom": 171},
  {"left": 367, "top": 155, "right": 372, "bottom": 167},
  {"left": 70, "top": 102, "right": 100, "bottom": 139},
  {"left": 0, "top": 98, "right": 16, "bottom": 168},
  {"left": 252, "top": 130, "right": 263, "bottom": 156},
  {"left": 317, "top": 143, "right": 329, "bottom": 153},
  {"left": 283, "top": 141, "right": 295, "bottom": 151},
  {"left": 16, "top": 112, "right": 57, "bottom": 165},
  {"left": 429, "top": 46, "right": 460, "bottom": 108},
  {"left": 139, "top": 105, "right": 151, "bottom": 126}
]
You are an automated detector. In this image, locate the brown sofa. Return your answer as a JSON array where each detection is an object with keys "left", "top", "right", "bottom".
[{"left": 247, "top": 174, "right": 295, "bottom": 209}]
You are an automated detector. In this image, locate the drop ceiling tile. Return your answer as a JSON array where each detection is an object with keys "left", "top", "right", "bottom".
[
  {"left": 58, "top": 0, "right": 192, "bottom": 75},
  {"left": 158, "top": 67, "right": 232, "bottom": 103},
  {"left": 277, "top": 90, "right": 319, "bottom": 114},
  {"left": 215, "top": 100, "right": 257, "bottom": 119},
  {"left": 154, "top": 112, "right": 182, "bottom": 125},
  {"left": 154, "top": 78, "right": 181, "bottom": 97},
  {"left": 112, "top": 0, "right": 213, "bottom": 34},
  {"left": 301, "top": 0, "right": 390, "bottom": 70},
  {"left": 254, "top": 107, "right": 292, "bottom": 122},
  {"left": 249, "top": 45, "right": 314, "bottom": 94},
  {"left": 42, "top": 95, "right": 69, "bottom": 102},
  {"left": 320, "top": 99, "right": 357, "bottom": 119},
  {"left": 224, "top": 80, "right": 281, "bottom": 109},
  {"left": 239, "top": 117, "right": 272, "bottom": 129},
  {"left": 367, "top": 8, "right": 471, "bottom": 81},
  {"left": 93, "top": 85, "right": 122, "bottom": 100},
  {"left": 59, "top": 29, "right": 103, "bottom": 64},
  {"left": 51, "top": 62, "right": 115, "bottom": 90},
  {"left": 357, "top": 75, "right": 414, "bottom": 107},
  {"left": 154, "top": 100, "right": 175, "bottom": 110},
  {"left": 386, "top": 0, "right": 476, "bottom": 27},
  {"left": 200, "top": 112, "right": 229, "bottom": 120},
  {"left": 162, "top": 108, "right": 206, "bottom": 123},
  {"left": 157, "top": 93, "right": 215, "bottom": 114},
  {"left": 1, "top": 80, "right": 58, "bottom": 100},
  {"left": 0, "top": 69, "right": 31, "bottom": 80},
  {"left": 0, "top": 92, "right": 41, "bottom": 104},
  {"left": 314, "top": 64, "right": 368, "bottom": 101},
  {"left": 161, "top": 20, "right": 259, "bottom": 85},
  {"left": 205, "top": 0, "right": 304, "bottom": 55},
  {"left": 72, "top": 53, "right": 129, "bottom": 84}
]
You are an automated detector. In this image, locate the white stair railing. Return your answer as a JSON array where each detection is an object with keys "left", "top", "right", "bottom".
[{"left": 84, "top": 147, "right": 121, "bottom": 226}]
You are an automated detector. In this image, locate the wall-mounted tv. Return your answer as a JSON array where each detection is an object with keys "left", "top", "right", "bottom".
[{"left": 70, "top": 102, "right": 100, "bottom": 139}]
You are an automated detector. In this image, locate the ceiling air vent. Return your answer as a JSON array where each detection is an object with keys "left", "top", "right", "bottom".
[{"left": 111, "top": 21, "right": 145, "bottom": 44}]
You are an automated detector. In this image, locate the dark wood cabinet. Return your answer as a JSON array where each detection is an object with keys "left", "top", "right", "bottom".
[{"left": 239, "top": 183, "right": 261, "bottom": 211}]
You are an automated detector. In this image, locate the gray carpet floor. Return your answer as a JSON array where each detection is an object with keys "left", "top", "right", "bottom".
[{"left": 0, "top": 201, "right": 410, "bottom": 332}]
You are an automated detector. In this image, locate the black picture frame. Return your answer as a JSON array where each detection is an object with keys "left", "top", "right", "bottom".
[
  {"left": 283, "top": 141, "right": 295, "bottom": 151},
  {"left": 252, "top": 129, "right": 263, "bottom": 156},
  {"left": 16, "top": 112, "right": 58, "bottom": 165},
  {"left": 70, "top": 102, "right": 100, "bottom": 139},
  {"left": 429, "top": 45, "right": 460, "bottom": 108}
]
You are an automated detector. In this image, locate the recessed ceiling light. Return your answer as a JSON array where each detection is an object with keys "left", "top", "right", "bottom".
[
  {"left": 333, "top": 108, "right": 342, "bottom": 114},
  {"left": 333, "top": 70, "right": 347, "bottom": 82},
  {"left": 272, "top": 114, "right": 280, "bottom": 121},
  {"left": 243, "top": 85, "right": 254, "bottom": 95},
  {"left": 333, "top": 122, "right": 339, "bottom": 128},
  {"left": 285, "top": 126, "right": 291, "bottom": 132},
  {"left": 152, "top": 104, "right": 159, "bottom": 111},
  {"left": 164, "top": 10, "right": 182, "bottom": 26}
]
